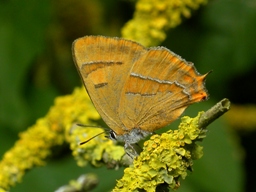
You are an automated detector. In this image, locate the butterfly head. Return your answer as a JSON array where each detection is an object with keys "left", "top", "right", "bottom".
[
  {"left": 107, "top": 128, "right": 151, "bottom": 144},
  {"left": 107, "top": 128, "right": 152, "bottom": 158}
]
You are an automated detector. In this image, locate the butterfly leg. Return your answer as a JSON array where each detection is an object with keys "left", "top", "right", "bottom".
[{"left": 124, "top": 143, "right": 142, "bottom": 159}]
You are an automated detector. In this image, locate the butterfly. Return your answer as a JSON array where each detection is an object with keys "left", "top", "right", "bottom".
[{"left": 72, "top": 36, "right": 208, "bottom": 156}]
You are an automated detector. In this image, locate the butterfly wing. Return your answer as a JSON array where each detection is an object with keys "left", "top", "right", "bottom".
[
  {"left": 73, "top": 36, "right": 208, "bottom": 134},
  {"left": 119, "top": 47, "right": 208, "bottom": 132},
  {"left": 72, "top": 36, "right": 146, "bottom": 135}
]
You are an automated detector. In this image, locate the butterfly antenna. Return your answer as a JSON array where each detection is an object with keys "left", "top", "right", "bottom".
[
  {"left": 76, "top": 123, "right": 109, "bottom": 131},
  {"left": 79, "top": 131, "right": 106, "bottom": 145}
]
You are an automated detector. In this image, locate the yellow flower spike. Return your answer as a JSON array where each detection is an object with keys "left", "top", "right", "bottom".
[
  {"left": 113, "top": 112, "right": 206, "bottom": 192},
  {"left": 0, "top": 87, "right": 101, "bottom": 190},
  {"left": 122, "top": 0, "right": 207, "bottom": 46}
]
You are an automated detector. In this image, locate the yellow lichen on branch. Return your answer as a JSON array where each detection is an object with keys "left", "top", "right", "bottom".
[
  {"left": 0, "top": 87, "right": 100, "bottom": 190},
  {"left": 113, "top": 112, "right": 207, "bottom": 192},
  {"left": 70, "top": 125, "right": 125, "bottom": 167},
  {"left": 122, "top": 0, "right": 207, "bottom": 47}
]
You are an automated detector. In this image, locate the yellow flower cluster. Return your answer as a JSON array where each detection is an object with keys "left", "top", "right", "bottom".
[
  {"left": 122, "top": 0, "right": 207, "bottom": 47},
  {"left": 0, "top": 87, "right": 100, "bottom": 190},
  {"left": 113, "top": 112, "right": 207, "bottom": 192}
]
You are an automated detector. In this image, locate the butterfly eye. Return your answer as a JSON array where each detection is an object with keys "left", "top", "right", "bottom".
[{"left": 109, "top": 130, "right": 117, "bottom": 140}]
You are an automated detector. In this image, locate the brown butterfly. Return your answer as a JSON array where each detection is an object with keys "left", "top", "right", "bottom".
[{"left": 72, "top": 36, "right": 208, "bottom": 156}]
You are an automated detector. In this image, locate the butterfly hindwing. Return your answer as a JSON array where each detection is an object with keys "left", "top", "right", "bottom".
[{"left": 119, "top": 47, "right": 208, "bottom": 132}]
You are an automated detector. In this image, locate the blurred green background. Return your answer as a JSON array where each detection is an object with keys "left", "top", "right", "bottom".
[{"left": 0, "top": 0, "right": 255, "bottom": 191}]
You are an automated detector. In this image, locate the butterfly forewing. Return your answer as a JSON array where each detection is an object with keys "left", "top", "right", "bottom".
[{"left": 72, "top": 36, "right": 146, "bottom": 134}]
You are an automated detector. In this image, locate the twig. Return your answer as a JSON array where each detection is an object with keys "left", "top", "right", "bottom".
[
  {"left": 112, "top": 98, "right": 231, "bottom": 167},
  {"left": 198, "top": 98, "right": 231, "bottom": 129}
]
